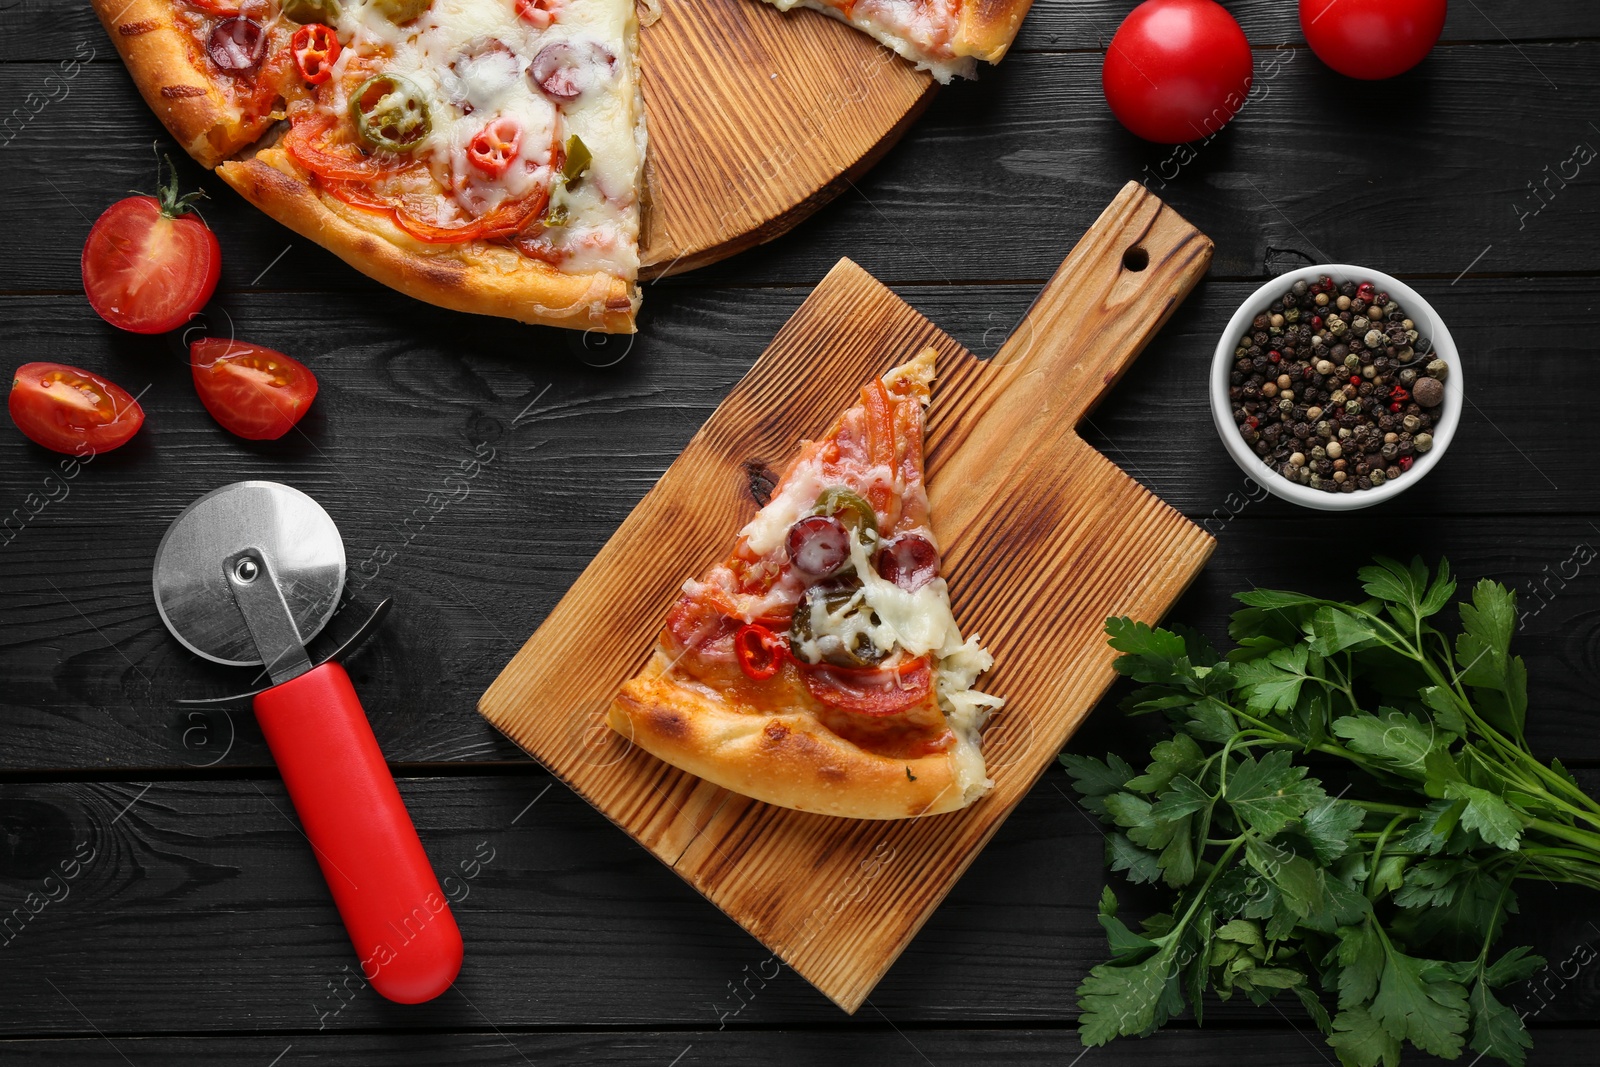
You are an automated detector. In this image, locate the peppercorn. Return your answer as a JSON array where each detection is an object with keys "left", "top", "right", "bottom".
[
  {"left": 1364, "top": 330, "right": 1385, "bottom": 349},
  {"left": 1370, "top": 469, "right": 1387, "bottom": 486},
  {"left": 1336, "top": 294, "right": 1352, "bottom": 310},
  {"left": 1414, "top": 432, "right": 1433, "bottom": 452},
  {"left": 1315, "top": 292, "right": 1330, "bottom": 307},
  {"left": 1412, "top": 377, "right": 1444, "bottom": 408},
  {"left": 1426, "top": 358, "right": 1449, "bottom": 381},
  {"left": 1325, "top": 441, "right": 1342, "bottom": 459}
]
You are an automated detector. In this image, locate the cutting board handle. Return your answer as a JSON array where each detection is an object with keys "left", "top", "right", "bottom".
[{"left": 990, "top": 181, "right": 1214, "bottom": 427}]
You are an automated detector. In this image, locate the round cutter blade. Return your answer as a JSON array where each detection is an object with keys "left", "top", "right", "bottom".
[{"left": 152, "top": 481, "right": 346, "bottom": 667}]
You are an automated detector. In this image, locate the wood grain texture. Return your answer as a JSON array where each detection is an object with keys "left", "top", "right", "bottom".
[
  {"left": 7, "top": 1, "right": 1600, "bottom": 63},
  {"left": 9, "top": 41, "right": 1600, "bottom": 294},
  {"left": 5, "top": 279, "right": 1600, "bottom": 776},
  {"left": 637, "top": 0, "right": 935, "bottom": 276},
  {"left": 3, "top": 771, "right": 1596, "bottom": 1031},
  {"left": 478, "top": 182, "right": 1214, "bottom": 1011},
  {"left": 4, "top": 1028, "right": 1600, "bottom": 1065}
]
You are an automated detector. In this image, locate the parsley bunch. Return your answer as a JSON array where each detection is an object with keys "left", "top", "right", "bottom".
[{"left": 1063, "top": 558, "right": 1600, "bottom": 1067}]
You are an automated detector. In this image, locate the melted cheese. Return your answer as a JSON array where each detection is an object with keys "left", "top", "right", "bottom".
[
  {"left": 765, "top": 0, "right": 976, "bottom": 83},
  {"left": 324, "top": 0, "right": 643, "bottom": 277},
  {"left": 793, "top": 524, "right": 1002, "bottom": 802}
]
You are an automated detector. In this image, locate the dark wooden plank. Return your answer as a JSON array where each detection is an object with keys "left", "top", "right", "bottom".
[
  {"left": 2, "top": 1027, "right": 1600, "bottom": 1066},
  {"left": 3, "top": 279, "right": 1600, "bottom": 771},
  {"left": 3, "top": 773, "right": 1597, "bottom": 1031},
  {"left": 1013, "top": 0, "right": 1600, "bottom": 51},
  {"left": 3, "top": 0, "right": 1597, "bottom": 64},
  {"left": 4, "top": 43, "right": 1600, "bottom": 289}
]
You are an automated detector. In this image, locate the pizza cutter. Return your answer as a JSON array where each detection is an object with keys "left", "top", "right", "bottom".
[{"left": 153, "top": 480, "right": 463, "bottom": 1004}]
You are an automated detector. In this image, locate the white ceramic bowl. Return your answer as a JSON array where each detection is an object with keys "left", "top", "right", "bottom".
[{"left": 1210, "top": 265, "right": 1462, "bottom": 511}]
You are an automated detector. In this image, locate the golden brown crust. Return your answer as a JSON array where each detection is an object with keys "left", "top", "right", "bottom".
[
  {"left": 609, "top": 655, "right": 978, "bottom": 820},
  {"left": 91, "top": 0, "right": 245, "bottom": 168},
  {"left": 217, "top": 149, "right": 640, "bottom": 332},
  {"left": 953, "top": 0, "right": 1036, "bottom": 63}
]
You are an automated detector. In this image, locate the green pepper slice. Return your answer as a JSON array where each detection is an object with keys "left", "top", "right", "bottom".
[
  {"left": 282, "top": 0, "right": 341, "bottom": 23},
  {"left": 562, "top": 134, "right": 592, "bottom": 187},
  {"left": 813, "top": 487, "right": 878, "bottom": 539},
  {"left": 349, "top": 73, "right": 431, "bottom": 153},
  {"left": 542, "top": 135, "right": 592, "bottom": 227},
  {"left": 371, "top": 0, "right": 433, "bottom": 23},
  {"left": 789, "top": 579, "right": 887, "bottom": 669}
]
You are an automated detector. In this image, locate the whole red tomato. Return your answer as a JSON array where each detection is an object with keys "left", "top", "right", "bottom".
[
  {"left": 190, "top": 337, "right": 318, "bottom": 440},
  {"left": 1102, "top": 0, "right": 1254, "bottom": 144},
  {"left": 82, "top": 156, "right": 220, "bottom": 335},
  {"left": 1300, "top": 0, "right": 1447, "bottom": 80},
  {"left": 9, "top": 362, "right": 145, "bottom": 454}
]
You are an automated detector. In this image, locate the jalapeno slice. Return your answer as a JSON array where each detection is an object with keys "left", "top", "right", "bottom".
[
  {"left": 371, "top": 0, "right": 433, "bottom": 23},
  {"left": 813, "top": 487, "right": 879, "bottom": 539},
  {"left": 789, "top": 578, "right": 888, "bottom": 669},
  {"left": 562, "top": 133, "right": 592, "bottom": 186},
  {"left": 349, "top": 73, "right": 431, "bottom": 153},
  {"left": 282, "top": 0, "right": 341, "bottom": 23}
]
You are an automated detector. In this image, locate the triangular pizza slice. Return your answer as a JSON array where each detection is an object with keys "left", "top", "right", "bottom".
[
  {"left": 756, "top": 0, "right": 1036, "bottom": 82},
  {"left": 609, "top": 349, "right": 1003, "bottom": 819}
]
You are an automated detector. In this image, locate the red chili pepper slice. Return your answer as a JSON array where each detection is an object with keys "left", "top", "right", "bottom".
[
  {"left": 290, "top": 24, "right": 341, "bottom": 85},
  {"left": 515, "top": 0, "right": 561, "bottom": 28},
  {"left": 734, "top": 624, "right": 786, "bottom": 682},
  {"left": 798, "top": 657, "right": 932, "bottom": 717},
  {"left": 467, "top": 116, "right": 522, "bottom": 178}
]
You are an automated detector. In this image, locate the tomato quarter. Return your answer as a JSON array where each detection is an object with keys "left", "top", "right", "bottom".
[
  {"left": 190, "top": 338, "right": 318, "bottom": 441},
  {"left": 1300, "top": 0, "right": 1446, "bottom": 80},
  {"left": 9, "top": 362, "right": 145, "bottom": 455},
  {"left": 1102, "top": 0, "right": 1254, "bottom": 144},
  {"left": 82, "top": 156, "right": 220, "bottom": 334}
]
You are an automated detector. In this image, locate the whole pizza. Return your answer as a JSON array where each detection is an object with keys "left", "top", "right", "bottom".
[{"left": 93, "top": 0, "right": 1034, "bottom": 332}]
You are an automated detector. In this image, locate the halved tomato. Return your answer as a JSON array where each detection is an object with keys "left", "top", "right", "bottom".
[
  {"left": 190, "top": 338, "right": 318, "bottom": 441},
  {"left": 9, "top": 362, "right": 145, "bottom": 454},
  {"left": 81, "top": 159, "right": 220, "bottom": 334}
]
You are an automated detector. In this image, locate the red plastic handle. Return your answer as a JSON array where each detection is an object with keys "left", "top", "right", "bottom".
[{"left": 253, "top": 662, "right": 463, "bottom": 1003}]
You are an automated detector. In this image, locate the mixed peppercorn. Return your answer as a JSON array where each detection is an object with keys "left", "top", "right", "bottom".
[{"left": 1229, "top": 276, "right": 1449, "bottom": 494}]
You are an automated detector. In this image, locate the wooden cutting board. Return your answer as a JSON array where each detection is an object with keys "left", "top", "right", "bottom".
[
  {"left": 479, "top": 181, "right": 1216, "bottom": 1011},
  {"left": 636, "top": 0, "right": 936, "bottom": 277}
]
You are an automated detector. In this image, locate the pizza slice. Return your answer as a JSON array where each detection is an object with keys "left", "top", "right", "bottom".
[
  {"left": 609, "top": 349, "right": 1004, "bottom": 820},
  {"left": 92, "top": 0, "right": 302, "bottom": 167},
  {"left": 755, "top": 0, "right": 1036, "bottom": 82},
  {"left": 94, "top": 0, "right": 646, "bottom": 332}
]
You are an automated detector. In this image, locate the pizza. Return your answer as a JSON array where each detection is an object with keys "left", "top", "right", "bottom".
[
  {"left": 608, "top": 349, "right": 1004, "bottom": 819},
  {"left": 92, "top": 0, "right": 646, "bottom": 332},
  {"left": 756, "top": 0, "right": 1036, "bottom": 82}
]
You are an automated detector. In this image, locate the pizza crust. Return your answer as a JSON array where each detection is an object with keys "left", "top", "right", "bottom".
[
  {"left": 91, "top": 0, "right": 249, "bottom": 168},
  {"left": 953, "top": 0, "right": 1036, "bottom": 64},
  {"left": 609, "top": 655, "right": 984, "bottom": 820},
  {"left": 217, "top": 149, "right": 640, "bottom": 331}
]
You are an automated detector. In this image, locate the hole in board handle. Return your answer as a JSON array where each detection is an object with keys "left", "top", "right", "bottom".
[{"left": 1122, "top": 246, "right": 1149, "bottom": 272}]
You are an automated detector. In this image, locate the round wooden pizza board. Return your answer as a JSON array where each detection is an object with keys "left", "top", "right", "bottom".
[{"left": 635, "top": 0, "right": 937, "bottom": 278}]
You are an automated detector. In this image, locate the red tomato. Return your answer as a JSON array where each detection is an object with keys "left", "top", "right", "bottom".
[
  {"left": 190, "top": 338, "right": 318, "bottom": 441},
  {"left": 1102, "top": 0, "right": 1254, "bottom": 144},
  {"left": 82, "top": 160, "right": 221, "bottom": 335},
  {"left": 9, "top": 362, "right": 145, "bottom": 454},
  {"left": 1301, "top": 0, "right": 1446, "bottom": 80}
]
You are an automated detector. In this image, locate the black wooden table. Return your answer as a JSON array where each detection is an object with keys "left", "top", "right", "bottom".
[{"left": 4, "top": 2, "right": 1599, "bottom": 1063}]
